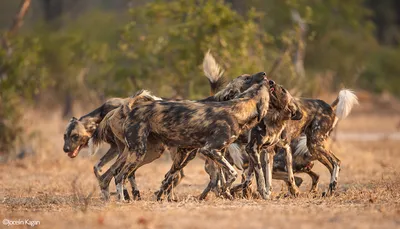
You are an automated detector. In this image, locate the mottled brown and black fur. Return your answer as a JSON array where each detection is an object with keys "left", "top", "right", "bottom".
[
  {"left": 278, "top": 90, "right": 358, "bottom": 194},
  {"left": 160, "top": 81, "right": 304, "bottom": 200},
  {"left": 91, "top": 72, "right": 269, "bottom": 201},
  {"left": 63, "top": 97, "right": 128, "bottom": 159},
  {"left": 110, "top": 78, "right": 270, "bottom": 201}
]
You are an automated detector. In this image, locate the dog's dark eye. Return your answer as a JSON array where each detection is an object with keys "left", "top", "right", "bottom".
[{"left": 72, "top": 134, "right": 79, "bottom": 141}]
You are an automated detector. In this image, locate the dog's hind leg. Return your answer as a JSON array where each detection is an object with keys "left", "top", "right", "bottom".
[
  {"left": 156, "top": 148, "right": 197, "bottom": 201},
  {"left": 114, "top": 121, "right": 150, "bottom": 202},
  {"left": 272, "top": 171, "right": 304, "bottom": 189},
  {"left": 127, "top": 171, "right": 141, "bottom": 200},
  {"left": 305, "top": 169, "right": 320, "bottom": 192},
  {"left": 199, "top": 148, "right": 237, "bottom": 200},
  {"left": 199, "top": 159, "right": 220, "bottom": 200},
  {"left": 94, "top": 143, "right": 119, "bottom": 179},
  {"left": 98, "top": 151, "right": 127, "bottom": 201},
  {"left": 307, "top": 134, "right": 339, "bottom": 195}
]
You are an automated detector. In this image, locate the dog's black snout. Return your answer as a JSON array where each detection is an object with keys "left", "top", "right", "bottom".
[{"left": 63, "top": 145, "right": 70, "bottom": 153}]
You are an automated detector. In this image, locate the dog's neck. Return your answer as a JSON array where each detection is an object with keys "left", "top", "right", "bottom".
[{"left": 78, "top": 117, "right": 99, "bottom": 136}]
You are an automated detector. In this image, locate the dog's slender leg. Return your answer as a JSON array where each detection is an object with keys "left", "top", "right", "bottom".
[
  {"left": 127, "top": 171, "right": 141, "bottom": 200},
  {"left": 263, "top": 147, "right": 274, "bottom": 198},
  {"left": 156, "top": 148, "right": 196, "bottom": 201},
  {"left": 231, "top": 159, "right": 254, "bottom": 196},
  {"left": 199, "top": 159, "right": 220, "bottom": 200},
  {"left": 306, "top": 170, "right": 320, "bottom": 192},
  {"left": 272, "top": 171, "right": 304, "bottom": 188},
  {"left": 200, "top": 149, "right": 237, "bottom": 200},
  {"left": 245, "top": 141, "right": 268, "bottom": 199},
  {"left": 307, "top": 134, "right": 340, "bottom": 195},
  {"left": 94, "top": 144, "right": 119, "bottom": 179},
  {"left": 282, "top": 143, "right": 299, "bottom": 196},
  {"left": 98, "top": 149, "right": 128, "bottom": 201},
  {"left": 325, "top": 150, "right": 341, "bottom": 194},
  {"left": 165, "top": 151, "right": 196, "bottom": 202},
  {"left": 114, "top": 149, "right": 146, "bottom": 202},
  {"left": 114, "top": 121, "right": 150, "bottom": 202}
]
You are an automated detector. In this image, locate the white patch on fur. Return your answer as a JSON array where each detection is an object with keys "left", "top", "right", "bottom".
[
  {"left": 331, "top": 165, "right": 340, "bottom": 183},
  {"left": 203, "top": 50, "right": 224, "bottom": 83},
  {"left": 88, "top": 138, "right": 100, "bottom": 156},
  {"left": 227, "top": 143, "right": 243, "bottom": 170},
  {"left": 293, "top": 135, "right": 310, "bottom": 157},
  {"left": 335, "top": 89, "right": 359, "bottom": 120},
  {"left": 116, "top": 183, "right": 125, "bottom": 201},
  {"left": 139, "top": 90, "right": 162, "bottom": 101}
]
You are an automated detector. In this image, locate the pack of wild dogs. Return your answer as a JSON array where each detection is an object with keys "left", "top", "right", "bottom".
[{"left": 63, "top": 52, "right": 358, "bottom": 202}]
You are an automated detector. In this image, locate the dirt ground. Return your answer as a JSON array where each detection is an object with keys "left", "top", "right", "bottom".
[{"left": 1, "top": 97, "right": 400, "bottom": 229}]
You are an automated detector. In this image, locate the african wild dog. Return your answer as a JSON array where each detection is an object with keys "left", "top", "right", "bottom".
[
  {"left": 92, "top": 72, "right": 268, "bottom": 201},
  {"left": 276, "top": 89, "right": 359, "bottom": 195},
  {"left": 89, "top": 68, "right": 268, "bottom": 201},
  {"left": 63, "top": 97, "right": 127, "bottom": 159},
  {"left": 109, "top": 78, "right": 270, "bottom": 201},
  {"left": 234, "top": 89, "right": 358, "bottom": 197},
  {"left": 63, "top": 93, "right": 175, "bottom": 200},
  {"left": 272, "top": 135, "right": 320, "bottom": 192},
  {"left": 165, "top": 80, "right": 304, "bottom": 200},
  {"left": 64, "top": 52, "right": 267, "bottom": 200}
]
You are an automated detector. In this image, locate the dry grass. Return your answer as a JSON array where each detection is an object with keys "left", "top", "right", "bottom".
[{"left": 1, "top": 102, "right": 400, "bottom": 229}]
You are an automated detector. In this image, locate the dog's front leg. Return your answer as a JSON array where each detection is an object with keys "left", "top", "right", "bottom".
[
  {"left": 245, "top": 141, "right": 268, "bottom": 199},
  {"left": 262, "top": 147, "right": 275, "bottom": 198},
  {"left": 282, "top": 143, "right": 300, "bottom": 196}
]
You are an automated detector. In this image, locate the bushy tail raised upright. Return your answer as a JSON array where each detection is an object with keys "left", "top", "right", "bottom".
[
  {"left": 203, "top": 50, "right": 225, "bottom": 95},
  {"left": 331, "top": 89, "right": 359, "bottom": 127}
]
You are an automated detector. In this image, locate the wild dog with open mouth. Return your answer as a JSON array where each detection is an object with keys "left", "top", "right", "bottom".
[
  {"left": 63, "top": 52, "right": 267, "bottom": 200},
  {"left": 91, "top": 72, "right": 269, "bottom": 201},
  {"left": 108, "top": 78, "right": 270, "bottom": 201},
  {"left": 63, "top": 97, "right": 127, "bottom": 159}
]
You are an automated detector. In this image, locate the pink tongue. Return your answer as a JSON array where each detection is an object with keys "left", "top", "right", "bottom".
[{"left": 68, "top": 146, "right": 80, "bottom": 158}]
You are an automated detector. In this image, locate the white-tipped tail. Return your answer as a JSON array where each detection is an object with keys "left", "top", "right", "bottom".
[
  {"left": 227, "top": 143, "right": 243, "bottom": 170},
  {"left": 293, "top": 135, "right": 310, "bottom": 158},
  {"left": 335, "top": 89, "right": 359, "bottom": 120},
  {"left": 203, "top": 50, "right": 224, "bottom": 83},
  {"left": 88, "top": 138, "right": 100, "bottom": 156},
  {"left": 139, "top": 90, "right": 162, "bottom": 101}
]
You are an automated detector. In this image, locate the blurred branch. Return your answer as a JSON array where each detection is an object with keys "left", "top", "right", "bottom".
[
  {"left": 1, "top": 0, "right": 32, "bottom": 54},
  {"left": 1, "top": 0, "right": 32, "bottom": 83},
  {"left": 291, "top": 10, "right": 307, "bottom": 79}
]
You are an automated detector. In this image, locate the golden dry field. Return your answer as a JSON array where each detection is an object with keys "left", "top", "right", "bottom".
[{"left": 1, "top": 96, "right": 400, "bottom": 229}]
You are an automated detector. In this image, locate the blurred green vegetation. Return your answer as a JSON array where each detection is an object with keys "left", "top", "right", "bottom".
[{"left": 1, "top": 0, "right": 400, "bottom": 155}]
